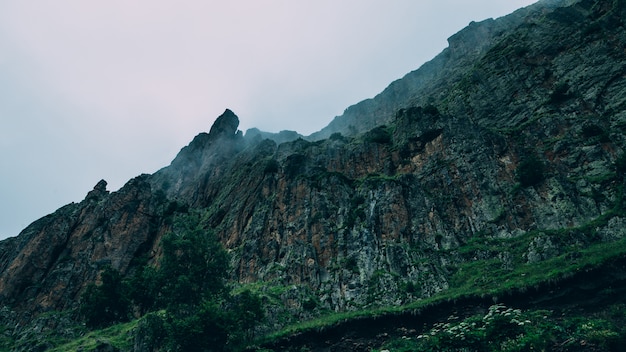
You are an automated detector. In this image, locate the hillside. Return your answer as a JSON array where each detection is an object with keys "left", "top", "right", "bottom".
[{"left": 2, "top": 0, "right": 626, "bottom": 350}]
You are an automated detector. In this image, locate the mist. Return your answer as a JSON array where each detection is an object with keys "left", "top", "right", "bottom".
[{"left": 0, "top": 1, "right": 537, "bottom": 239}]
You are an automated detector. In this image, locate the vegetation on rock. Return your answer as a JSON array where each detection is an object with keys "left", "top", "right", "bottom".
[
  {"left": 79, "top": 213, "right": 264, "bottom": 351},
  {"left": 2, "top": 0, "right": 626, "bottom": 351}
]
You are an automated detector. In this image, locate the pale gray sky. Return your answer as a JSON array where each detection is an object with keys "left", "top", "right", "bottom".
[{"left": 0, "top": 1, "right": 537, "bottom": 239}]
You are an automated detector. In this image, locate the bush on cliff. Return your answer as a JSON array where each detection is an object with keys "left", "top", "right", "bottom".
[
  {"left": 80, "top": 213, "right": 264, "bottom": 351},
  {"left": 517, "top": 153, "right": 545, "bottom": 187},
  {"left": 80, "top": 266, "right": 131, "bottom": 328}
]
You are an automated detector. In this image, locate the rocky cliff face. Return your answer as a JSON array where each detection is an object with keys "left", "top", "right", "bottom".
[
  {"left": 1, "top": 0, "right": 626, "bottom": 346},
  {"left": 0, "top": 176, "right": 167, "bottom": 315},
  {"left": 308, "top": 0, "right": 583, "bottom": 141}
]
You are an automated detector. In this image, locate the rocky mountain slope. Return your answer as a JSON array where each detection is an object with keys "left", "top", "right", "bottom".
[
  {"left": 309, "top": 0, "right": 581, "bottom": 141},
  {"left": 1, "top": 0, "right": 626, "bottom": 350}
]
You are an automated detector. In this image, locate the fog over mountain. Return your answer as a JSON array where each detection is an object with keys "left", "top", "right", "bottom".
[
  {"left": 2, "top": 0, "right": 626, "bottom": 350},
  {"left": 0, "top": 1, "right": 535, "bottom": 240}
]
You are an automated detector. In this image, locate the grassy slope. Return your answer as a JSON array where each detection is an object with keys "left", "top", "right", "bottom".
[
  {"left": 45, "top": 320, "right": 138, "bottom": 352},
  {"left": 256, "top": 188, "right": 626, "bottom": 349},
  {"left": 36, "top": 230, "right": 626, "bottom": 352}
]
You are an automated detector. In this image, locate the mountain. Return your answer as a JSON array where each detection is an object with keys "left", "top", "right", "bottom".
[
  {"left": 2, "top": 0, "right": 626, "bottom": 350},
  {"left": 308, "top": 0, "right": 583, "bottom": 140}
]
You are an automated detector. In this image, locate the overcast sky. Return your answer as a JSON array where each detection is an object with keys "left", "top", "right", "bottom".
[{"left": 0, "top": 1, "right": 537, "bottom": 240}]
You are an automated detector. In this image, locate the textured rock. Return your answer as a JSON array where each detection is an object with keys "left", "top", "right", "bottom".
[
  {"left": 0, "top": 175, "right": 167, "bottom": 316},
  {"left": 0, "top": 0, "right": 625, "bottom": 345},
  {"left": 208, "top": 108, "right": 240, "bottom": 138},
  {"left": 245, "top": 128, "right": 303, "bottom": 145},
  {"left": 307, "top": 0, "right": 576, "bottom": 141}
]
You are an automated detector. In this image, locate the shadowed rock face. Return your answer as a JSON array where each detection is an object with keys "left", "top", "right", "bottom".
[
  {"left": 0, "top": 175, "right": 165, "bottom": 314},
  {"left": 1, "top": 0, "right": 625, "bottom": 337}
]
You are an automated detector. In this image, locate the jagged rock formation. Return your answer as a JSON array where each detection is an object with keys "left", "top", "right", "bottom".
[
  {"left": 245, "top": 128, "right": 303, "bottom": 145},
  {"left": 308, "top": 0, "right": 583, "bottom": 140},
  {"left": 1, "top": 0, "right": 626, "bottom": 349},
  {"left": 0, "top": 176, "right": 166, "bottom": 315}
]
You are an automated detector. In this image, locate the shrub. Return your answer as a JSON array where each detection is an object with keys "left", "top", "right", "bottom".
[
  {"left": 263, "top": 159, "right": 280, "bottom": 174},
  {"left": 157, "top": 216, "right": 230, "bottom": 307},
  {"left": 403, "top": 281, "right": 421, "bottom": 296},
  {"left": 582, "top": 124, "right": 610, "bottom": 142},
  {"left": 162, "top": 300, "right": 232, "bottom": 352},
  {"left": 403, "top": 305, "right": 553, "bottom": 352},
  {"left": 344, "top": 256, "right": 359, "bottom": 273},
  {"left": 302, "top": 297, "right": 318, "bottom": 311},
  {"left": 423, "top": 104, "right": 440, "bottom": 116},
  {"left": 284, "top": 154, "right": 307, "bottom": 178},
  {"left": 231, "top": 289, "right": 265, "bottom": 339},
  {"left": 329, "top": 132, "right": 344, "bottom": 141},
  {"left": 81, "top": 213, "right": 265, "bottom": 351},
  {"left": 517, "top": 153, "right": 545, "bottom": 187},
  {"left": 141, "top": 214, "right": 264, "bottom": 351},
  {"left": 365, "top": 126, "right": 392, "bottom": 144},
  {"left": 80, "top": 266, "right": 131, "bottom": 328},
  {"left": 549, "top": 82, "right": 571, "bottom": 104},
  {"left": 582, "top": 124, "right": 604, "bottom": 138},
  {"left": 615, "top": 153, "right": 626, "bottom": 176}
]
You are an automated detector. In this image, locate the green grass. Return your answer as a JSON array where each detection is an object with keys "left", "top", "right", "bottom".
[
  {"left": 375, "top": 303, "right": 626, "bottom": 352},
  {"left": 0, "top": 325, "right": 15, "bottom": 352},
  {"left": 46, "top": 185, "right": 626, "bottom": 351},
  {"left": 48, "top": 319, "right": 138, "bottom": 352},
  {"left": 451, "top": 235, "right": 626, "bottom": 295},
  {"left": 585, "top": 172, "right": 618, "bottom": 184},
  {"left": 46, "top": 226, "right": 626, "bottom": 351},
  {"left": 254, "top": 203, "right": 626, "bottom": 347},
  {"left": 257, "top": 305, "right": 403, "bottom": 344},
  {"left": 253, "top": 181, "right": 626, "bottom": 347},
  {"left": 256, "top": 238, "right": 626, "bottom": 348}
]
